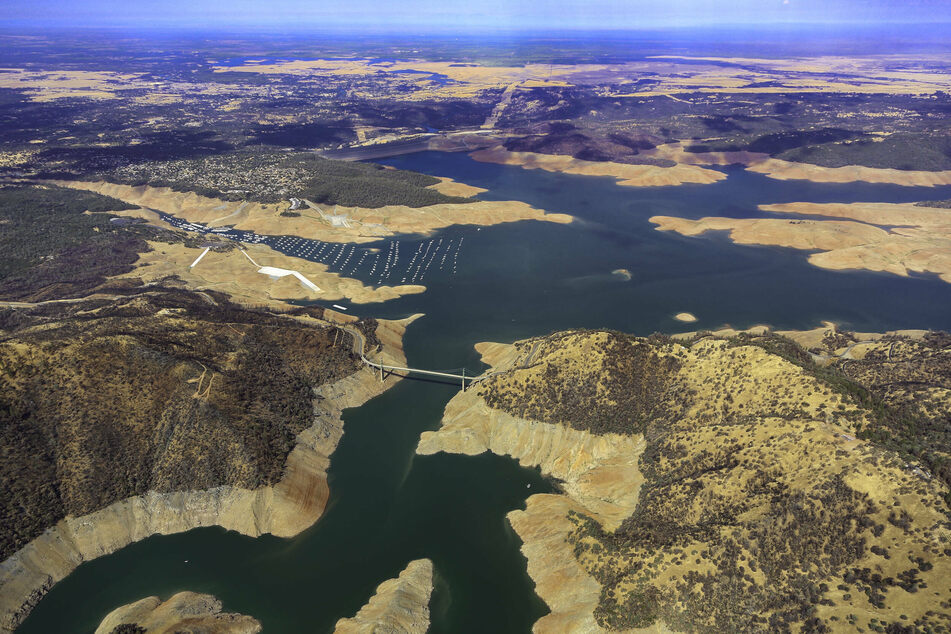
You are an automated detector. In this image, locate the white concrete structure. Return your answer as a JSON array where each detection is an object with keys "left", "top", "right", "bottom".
[
  {"left": 257, "top": 266, "right": 322, "bottom": 293},
  {"left": 326, "top": 205, "right": 352, "bottom": 228},
  {"left": 303, "top": 200, "right": 353, "bottom": 228},
  {"left": 240, "top": 249, "right": 261, "bottom": 267},
  {"left": 189, "top": 247, "right": 211, "bottom": 269}
]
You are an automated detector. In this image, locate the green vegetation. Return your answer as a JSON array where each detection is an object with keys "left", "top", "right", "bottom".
[
  {"left": 915, "top": 199, "right": 951, "bottom": 209},
  {"left": 499, "top": 87, "right": 951, "bottom": 154},
  {"left": 0, "top": 184, "right": 135, "bottom": 280},
  {"left": 477, "top": 330, "right": 681, "bottom": 435},
  {"left": 480, "top": 329, "right": 951, "bottom": 632},
  {"left": 775, "top": 132, "right": 951, "bottom": 171},
  {"left": 287, "top": 154, "right": 473, "bottom": 208},
  {"left": 0, "top": 184, "right": 221, "bottom": 302},
  {"left": 0, "top": 184, "right": 150, "bottom": 301},
  {"left": 504, "top": 123, "right": 675, "bottom": 167},
  {"left": 105, "top": 151, "right": 475, "bottom": 208},
  {"left": 686, "top": 129, "right": 951, "bottom": 171},
  {"left": 685, "top": 127, "right": 864, "bottom": 155},
  {"left": 0, "top": 290, "right": 371, "bottom": 560}
]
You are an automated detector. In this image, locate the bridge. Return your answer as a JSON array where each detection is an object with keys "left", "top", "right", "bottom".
[
  {"left": 339, "top": 324, "right": 496, "bottom": 391},
  {"left": 361, "top": 356, "right": 479, "bottom": 390}
]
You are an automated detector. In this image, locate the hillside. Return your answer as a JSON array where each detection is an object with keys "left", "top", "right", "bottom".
[
  {"left": 102, "top": 151, "right": 475, "bottom": 208},
  {"left": 0, "top": 289, "right": 379, "bottom": 561},
  {"left": 95, "top": 592, "right": 261, "bottom": 634},
  {"left": 774, "top": 133, "right": 951, "bottom": 172},
  {"left": 420, "top": 328, "right": 951, "bottom": 633}
]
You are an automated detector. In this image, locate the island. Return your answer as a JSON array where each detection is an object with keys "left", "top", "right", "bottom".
[
  {"left": 95, "top": 560, "right": 433, "bottom": 634},
  {"left": 96, "top": 592, "right": 261, "bottom": 634},
  {"left": 335, "top": 559, "right": 434, "bottom": 634}
]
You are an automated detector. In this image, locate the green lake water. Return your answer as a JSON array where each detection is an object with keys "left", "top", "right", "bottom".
[{"left": 17, "top": 152, "right": 951, "bottom": 633}]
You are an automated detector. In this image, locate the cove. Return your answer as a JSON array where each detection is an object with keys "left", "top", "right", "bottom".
[{"left": 18, "top": 153, "right": 951, "bottom": 633}]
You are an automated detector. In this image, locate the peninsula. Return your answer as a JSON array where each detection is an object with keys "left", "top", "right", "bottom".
[{"left": 420, "top": 326, "right": 951, "bottom": 632}]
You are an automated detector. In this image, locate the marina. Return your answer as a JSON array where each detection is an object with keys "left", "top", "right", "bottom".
[{"left": 155, "top": 210, "right": 467, "bottom": 287}]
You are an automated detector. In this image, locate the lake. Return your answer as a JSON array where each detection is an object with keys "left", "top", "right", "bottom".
[{"left": 18, "top": 152, "right": 951, "bottom": 632}]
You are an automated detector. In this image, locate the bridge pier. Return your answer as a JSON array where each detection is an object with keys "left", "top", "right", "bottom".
[{"left": 355, "top": 342, "right": 484, "bottom": 392}]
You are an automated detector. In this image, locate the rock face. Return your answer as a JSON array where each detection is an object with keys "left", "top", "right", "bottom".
[
  {"left": 0, "top": 309, "right": 418, "bottom": 633},
  {"left": 334, "top": 559, "right": 434, "bottom": 634},
  {"left": 95, "top": 592, "right": 261, "bottom": 634},
  {"left": 420, "top": 329, "right": 951, "bottom": 633},
  {"left": 418, "top": 391, "right": 644, "bottom": 531}
]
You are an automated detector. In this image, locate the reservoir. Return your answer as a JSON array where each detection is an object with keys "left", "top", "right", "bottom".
[{"left": 18, "top": 152, "right": 951, "bottom": 632}]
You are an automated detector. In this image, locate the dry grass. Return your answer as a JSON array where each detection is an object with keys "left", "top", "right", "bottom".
[
  {"left": 469, "top": 146, "right": 725, "bottom": 187},
  {"left": 471, "top": 329, "right": 951, "bottom": 632},
  {"left": 651, "top": 199, "right": 951, "bottom": 284}
]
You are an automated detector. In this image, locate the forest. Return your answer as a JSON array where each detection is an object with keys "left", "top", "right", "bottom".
[
  {"left": 103, "top": 150, "right": 475, "bottom": 208},
  {"left": 0, "top": 289, "right": 371, "bottom": 560},
  {"left": 0, "top": 184, "right": 158, "bottom": 301},
  {"left": 774, "top": 132, "right": 951, "bottom": 172},
  {"left": 0, "top": 184, "right": 218, "bottom": 301}
]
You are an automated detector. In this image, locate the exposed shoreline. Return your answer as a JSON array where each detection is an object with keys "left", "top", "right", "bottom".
[
  {"left": 0, "top": 315, "right": 418, "bottom": 633},
  {"left": 419, "top": 328, "right": 951, "bottom": 632},
  {"left": 95, "top": 592, "right": 261, "bottom": 634},
  {"left": 469, "top": 146, "right": 726, "bottom": 187},
  {"left": 651, "top": 199, "right": 951, "bottom": 283},
  {"left": 747, "top": 157, "right": 951, "bottom": 186},
  {"left": 51, "top": 180, "right": 572, "bottom": 244},
  {"left": 416, "top": 340, "right": 645, "bottom": 631},
  {"left": 334, "top": 559, "right": 434, "bottom": 634},
  {"left": 644, "top": 142, "right": 951, "bottom": 186}
]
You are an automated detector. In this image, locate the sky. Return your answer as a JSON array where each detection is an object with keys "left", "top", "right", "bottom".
[{"left": 3, "top": 0, "right": 951, "bottom": 30}]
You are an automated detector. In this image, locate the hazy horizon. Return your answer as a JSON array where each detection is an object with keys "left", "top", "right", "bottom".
[{"left": 4, "top": 0, "right": 951, "bottom": 31}]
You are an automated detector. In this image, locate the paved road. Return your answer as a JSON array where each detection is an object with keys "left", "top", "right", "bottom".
[{"left": 337, "top": 322, "right": 501, "bottom": 387}]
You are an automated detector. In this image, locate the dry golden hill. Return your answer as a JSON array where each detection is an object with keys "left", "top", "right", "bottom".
[
  {"left": 419, "top": 328, "right": 951, "bottom": 633},
  {"left": 53, "top": 179, "right": 571, "bottom": 244},
  {"left": 0, "top": 289, "right": 381, "bottom": 561},
  {"left": 651, "top": 199, "right": 951, "bottom": 284},
  {"left": 121, "top": 239, "right": 425, "bottom": 308},
  {"left": 469, "top": 146, "right": 726, "bottom": 187},
  {"left": 95, "top": 592, "right": 261, "bottom": 634},
  {"left": 0, "top": 289, "right": 413, "bottom": 631}
]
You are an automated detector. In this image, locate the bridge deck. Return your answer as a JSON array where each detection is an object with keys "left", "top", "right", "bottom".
[
  {"left": 360, "top": 357, "right": 475, "bottom": 381},
  {"left": 342, "top": 323, "right": 495, "bottom": 388}
]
